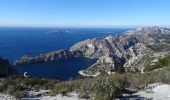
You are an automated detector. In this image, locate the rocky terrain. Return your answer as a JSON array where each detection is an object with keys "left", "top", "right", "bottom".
[
  {"left": 1, "top": 83, "right": 170, "bottom": 100},
  {"left": 15, "top": 26, "right": 170, "bottom": 76},
  {"left": 0, "top": 57, "right": 17, "bottom": 77},
  {"left": 14, "top": 49, "right": 83, "bottom": 65},
  {"left": 124, "top": 83, "right": 170, "bottom": 100}
]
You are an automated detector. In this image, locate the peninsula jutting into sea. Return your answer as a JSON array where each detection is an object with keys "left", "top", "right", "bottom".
[
  {"left": 14, "top": 26, "right": 170, "bottom": 77},
  {"left": 1, "top": 0, "right": 170, "bottom": 99},
  {"left": 1, "top": 26, "right": 170, "bottom": 99}
]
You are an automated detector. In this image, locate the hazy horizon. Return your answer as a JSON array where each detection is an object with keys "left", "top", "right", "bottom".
[
  {"left": 0, "top": 0, "right": 170, "bottom": 27},
  {"left": 0, "top": 25, "right": 170, "bottom": 28}
]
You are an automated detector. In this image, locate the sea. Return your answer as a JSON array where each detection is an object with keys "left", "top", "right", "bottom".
[{"left": 0, "top": 27, "right": 129, "bottom": 80}]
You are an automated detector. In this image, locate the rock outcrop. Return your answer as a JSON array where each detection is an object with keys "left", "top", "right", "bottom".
[
  {"left": 15, "top": 26, "right": 170, "bottom": 76},
  {"left": 0, "top": 57, "right": 17, "bottom": 77},
  {"left": 79, "top": 56, "right": 115, "bottom": 76},
  {"left": 70, "top": 26, "right": 170, "bottom": 74},
  {"left": 15, "top": 49, "right": 83, "bottom": 65}
]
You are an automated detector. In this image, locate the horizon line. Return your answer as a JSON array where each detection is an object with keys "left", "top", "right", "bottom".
[{"left": 0, "top": 25, "right": 170, "bottom": 28}]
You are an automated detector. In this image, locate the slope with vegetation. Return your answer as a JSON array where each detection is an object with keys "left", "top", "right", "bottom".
[
  {"left": 1, "top": 54, "right": 170, "bottom": 99},
  {"left": 1, "top": 27, "right": 170, "bottom": 99}
]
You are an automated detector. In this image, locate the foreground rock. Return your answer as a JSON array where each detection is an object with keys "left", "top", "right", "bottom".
[
  {"left": 22, "top": 93, "right": 85, "bottom": 100},
  {"left": 0, "top": 91, "right": 83, "bottom": 100},
  {"left": 15, "top": 26, "right": 170, "bottom": 76},
  {"left": 0, "top": 93, "right": 16, "bottom": 100},
  {"left": 22, "top": 91, "right": 84, "bottom": 100},
  {"left": 1, "top": 83, "right": 170, "bottom": 100},
  {"left": 0, "top": 57, "right": 17, "bottom": 77},
  {"left": 127, "top": 83, "right": 170, "bottom": 100}
]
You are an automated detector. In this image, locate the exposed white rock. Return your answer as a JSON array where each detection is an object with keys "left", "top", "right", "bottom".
[
  {"left": 150, "top": 59, "right": 159, "bottom": 65},
  {"left": 28, "top": 90, "right": 50, "bottom": 97},
  {"left": 22, "top": 91, "right": 85, "bottom": 100},
  {"left": 79, "top": 56, "right": 114, "bottom": 76},
  {"left": 78, "top": 70, "right": 100, "bottom": 77},
  {"left": 15, "top": 26, "right": 170, "bottom": 76},
  {"left": 105, "top": 35, "right": 113, "bottom": 40},
  {"left": 135, "top": 83, "right": 170, "bottom": 100},
  {"left": 86, "top": 42, "right": 95, "bottom": 53},
  {"left": 0, "top": 93, "right": 16, "bottom": 100},
  {"left": 38, "top": 95, "right": 82, "bottom": 100},
  {"left": 151, "top": 59, "right": 158, "bottom": 63}
]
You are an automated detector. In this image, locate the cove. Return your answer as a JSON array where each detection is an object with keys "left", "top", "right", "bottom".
[{"left": 15, "top": 57, "right": 97, "bottom": 80}]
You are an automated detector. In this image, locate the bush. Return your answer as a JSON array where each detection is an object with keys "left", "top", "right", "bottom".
[
  {"left": 2, "top": 63, "right": 170, "bottom": 100},
  {"left": 144, "top": 55, "right": 170, "bottom": 72},
  {"left": 115, "top": 66, "right": 125, "bottom": 74},
  {"left": 92, "top": 74, "right": 127, "bottom": 100},
  {"left": 50, "top": 83, "right": 69, "bottom": 95},
  {"left": 0, "top": 76, "right": 60, "bottom": 99},
  {"left": 5, "top": 85, "right": 16, "bottom": 95},
  {"left": 13, "top": 91, "right": 27, "bottom": 98},
  {"left": 78, "top": 79, "right": 93, "bottom": 99},
  {"left": 123, "top": 67, "right": 170, "bottom": 90},
  {"left": 50, "top": 79, "right": 83, "bottom": 96},
  {"left": 4, "top": 84, "right": 27, "bottom": 98}
]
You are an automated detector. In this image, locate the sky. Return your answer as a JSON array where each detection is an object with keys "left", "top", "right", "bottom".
[{"left": 0, "top": 0, "right": 170, "bottom": 27}]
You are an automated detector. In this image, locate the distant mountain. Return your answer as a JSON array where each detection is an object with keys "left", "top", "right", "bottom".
[{"left": 15, "top": 26, "right": 170, "bottom": 76}]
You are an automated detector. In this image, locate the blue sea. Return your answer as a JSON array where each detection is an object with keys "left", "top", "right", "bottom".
[{"left": 0, "top": 27, "right": 129, "bottom": 80}]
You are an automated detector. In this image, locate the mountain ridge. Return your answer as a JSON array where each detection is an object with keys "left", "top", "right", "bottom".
[{"left": 15, "top": 26, "right": 170, "bottom": 76}]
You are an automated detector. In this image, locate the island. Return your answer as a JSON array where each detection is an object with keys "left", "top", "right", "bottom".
[{"left": 47, "top": 29, "right": 72, "bottom": 34}]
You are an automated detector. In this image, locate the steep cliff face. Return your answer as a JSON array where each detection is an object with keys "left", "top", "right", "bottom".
[
  {"left": 70, "top": 26, "right": 170, "bottom": 75},
  {"left": 15, "top": 49, "right": 83, "bottom": 65},
  {"left": 0, "top": 57, "right": 17, "bottom": 77},
  {"left": 15, "top": 26, "right": 170, "bottom": 76},
  {"left": 78, "top": 56, "right": 115, "bottom": 76}
]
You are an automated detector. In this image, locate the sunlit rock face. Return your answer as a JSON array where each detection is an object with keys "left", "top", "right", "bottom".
[
  {"left": 78, "top": 56, "right": 115, "bottom": 76},
  {"left": 15, "top": 50, "right": 83, "bottom": 65},
  {"left": 15, "top": 26, "right": 170, "bottom": 76},
  {"left": 70, "top": 26, "right": 170, "bottom": 76}
]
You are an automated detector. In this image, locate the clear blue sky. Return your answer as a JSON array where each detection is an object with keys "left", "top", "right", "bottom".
[{"left": 0, "top": 0, "right": 170, "bottom": 27}]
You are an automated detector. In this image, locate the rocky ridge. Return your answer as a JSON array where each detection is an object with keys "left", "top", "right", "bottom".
[
  {"left": 15, "top": 49, "right": 83, "bottom": 65},
  {"left": 15, "top": 26, "right": 170, "bottom": 76}
]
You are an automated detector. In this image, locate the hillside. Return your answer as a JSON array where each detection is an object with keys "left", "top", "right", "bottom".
[{"left": 15, "top": 26, "right": 170, "bottom": 76}]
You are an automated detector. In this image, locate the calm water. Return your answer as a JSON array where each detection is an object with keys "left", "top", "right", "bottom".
[
  {"left": 16, "top": 58, "right": 97, "bottom": 80},
  {"left": 0, "top": 27, "right": 128, "bottom": 80}
]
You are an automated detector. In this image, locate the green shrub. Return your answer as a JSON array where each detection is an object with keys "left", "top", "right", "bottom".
[
  {"left": 4, "top": 84, "right": 27, "bottom": 98},
  {"left": 2, "top": 64, "right": 170, "bottom": 100},
  {"left": 0, "top": 85, "right": 3, "bottom": 92},
  {"left": 144, "top": 55, "right": 170, "bottom": 72},
  {"left": 5, "top": 85, "right": 16, "bottom": 95},
  {"left": 123, "top": 67, "right": 170, "bottom": 90},
  {"left": 13, "top": 91, "right": 27, "bottom": 98},
  {"left": 0, "top": 76, "right": 60, "bottom": 99},
  {"left": 78, "top": 79, "right": 93, "bottom": 99},
  {"left": 115, "top": 66, "right": 125, "bottom": 74},
  {"left": 50, "top": 79, "right": 83, "bottom": 96},
  {"left": 50, "top": 83, "right": 69, "bottom": 96},
  {"left": 92, "top": 75, "right": 126, "bottom": 100}
]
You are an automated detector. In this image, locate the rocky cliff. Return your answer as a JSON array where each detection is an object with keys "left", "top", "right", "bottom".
[
  {"left": 0, "top": 57, "right": 17, "bottom": 77},
  {"left": 15, "top": 49, "right": 83, "bottom": 65},
  {"left": 15, "top": 26, "right": 170, "bottom": 76}
]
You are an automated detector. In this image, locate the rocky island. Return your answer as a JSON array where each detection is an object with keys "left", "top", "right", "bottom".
[
  {"left": 47, "top": 29, "right": 72, "bottom": 34},
  {"left": 15, "top": 26, "right": 170, "bottom": 76}
]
